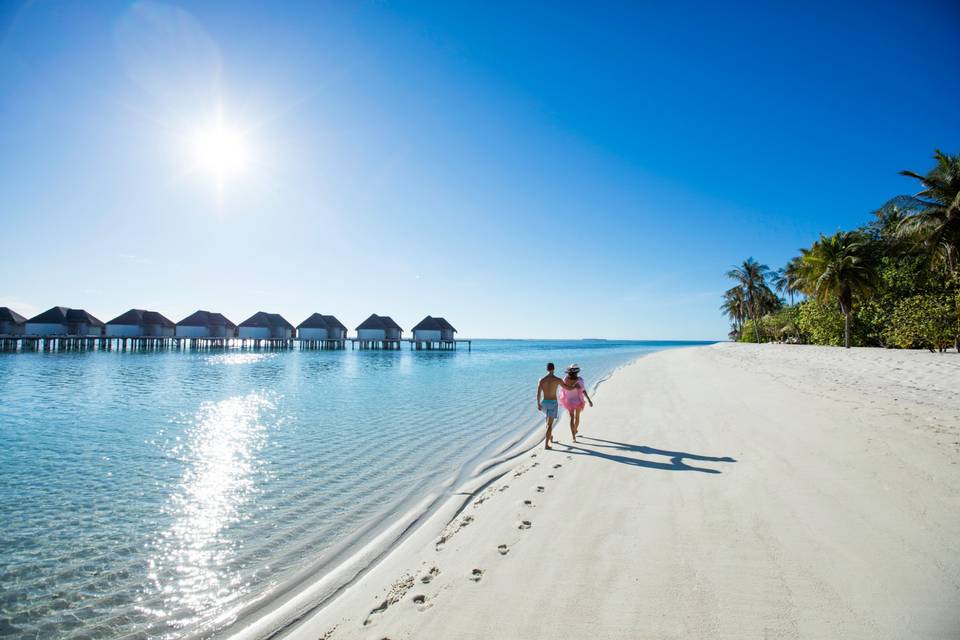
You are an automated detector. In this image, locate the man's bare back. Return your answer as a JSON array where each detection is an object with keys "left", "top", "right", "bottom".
[{"left": 538, "top": 373, "right": 563, "bottom": 400}]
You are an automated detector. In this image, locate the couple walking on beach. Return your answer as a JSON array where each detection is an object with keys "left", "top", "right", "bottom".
[{"left": 536, "top": 362, "right": 593, "bottom": 450}]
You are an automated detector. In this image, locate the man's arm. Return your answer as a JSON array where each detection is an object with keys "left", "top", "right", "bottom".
[{"left": 536, "top": 379, "right": 543, "bottom": 410}]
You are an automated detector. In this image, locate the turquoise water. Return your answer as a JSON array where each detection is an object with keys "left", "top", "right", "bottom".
[{"left": 0, "top": 339, "right": 710, "bottom": 639}]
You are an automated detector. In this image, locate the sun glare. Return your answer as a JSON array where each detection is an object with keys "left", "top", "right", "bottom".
[{"left": 189, "top": 114, "right": 252, "bottom": 198}]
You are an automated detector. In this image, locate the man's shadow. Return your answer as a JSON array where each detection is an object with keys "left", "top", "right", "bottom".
[{"left": 561, "top": 435, "right": 736, "bottom": 474}]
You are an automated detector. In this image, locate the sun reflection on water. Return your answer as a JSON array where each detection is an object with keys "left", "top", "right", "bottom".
[
  {"left": 206, "top": 353, "right": 274, "bottom": 366},
  {"left": 142, "top": 392, "right": 276, "bottom": 631}
]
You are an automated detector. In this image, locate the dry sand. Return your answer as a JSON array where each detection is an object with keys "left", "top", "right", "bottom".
[{"left": 275, "top": 343, "right": 960, "bottom": 640}]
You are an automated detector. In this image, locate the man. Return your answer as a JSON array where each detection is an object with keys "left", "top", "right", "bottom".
[{"left": 537, "top": 362, "right": 575, "bottom": 449}]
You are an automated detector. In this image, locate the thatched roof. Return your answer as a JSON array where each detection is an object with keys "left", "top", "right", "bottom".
[
  {"left": 356, "top": 314, "right": 403, "bottom": 332},
  {"left": 412, "top": 316, "right": 457, "bottom": 333},
  {"left": 66, "top": 309, "right": 104, "bottom": 326},
  {"left": 107, "top": 309, "right": 175, "bottom": 327},
  {"left": 177, "top": 310, "right": 236, "bottom": 328},
  {"left": 434, "top": 317, "right": 457, "bottom": 333},
  {"left": 0, "top": 307, "right": 26, "bottom": 324},
  {"left": 27, "top": 306, "right": 104, "bottom": 326},
  {"left": 412, "top": 316, "right": 442, "bottom": 331},
  {"left": 143, "top": 311, "right": 175, "bottom": 327},
  {"left": 211, "top": 313, "right": 237, "bottom": 329},
  {"left": 356, "top": 313, "right": 385, "bottom": 330},
  {"left": 380, "top": 316, "right": 402, "bottom": 331},
  {"left": 298, "top": 313, "right": 329, "bottom": 329},
  {"left": 322, "top": 315, "right": 347, "bottom": 331},
  {"left": 27, "top": 306, "right": 69, "bottom": 324},
  {"left": 240, "top": 311, "right": 294, "bottom": 329},
  {"left": 297, "top": 313, "right": 346, "bottom": 331}
]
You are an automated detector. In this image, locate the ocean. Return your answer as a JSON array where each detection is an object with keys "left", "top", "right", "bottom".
[{"left": 0, "top": 339, "right": 711, "bottom": 639}]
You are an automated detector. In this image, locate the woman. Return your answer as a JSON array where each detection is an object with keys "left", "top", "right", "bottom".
[{"left": 558, "top": 363, "right": 593, "bottom": 442}]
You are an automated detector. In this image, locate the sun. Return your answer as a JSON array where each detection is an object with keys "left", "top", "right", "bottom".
[{"left": 189, "top": 113, "right": 252, "bottom": 198}]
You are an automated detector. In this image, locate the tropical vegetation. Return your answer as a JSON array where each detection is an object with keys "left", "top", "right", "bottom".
[{"left": 722, "top": 149, "right": 960, "bottom": 351}]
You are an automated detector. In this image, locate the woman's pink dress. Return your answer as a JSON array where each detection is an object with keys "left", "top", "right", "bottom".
[{"left": 558, "top": 377, "right": 585, "bottom": 411}]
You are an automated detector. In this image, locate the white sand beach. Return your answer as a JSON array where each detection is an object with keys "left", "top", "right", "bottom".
[{"left": 277, "top": 343, "right": 960, "bottom": 640}]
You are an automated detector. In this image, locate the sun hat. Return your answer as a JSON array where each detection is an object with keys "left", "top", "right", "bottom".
[{"left": 565, "top": 363, "right": 580, "bottom": 373}]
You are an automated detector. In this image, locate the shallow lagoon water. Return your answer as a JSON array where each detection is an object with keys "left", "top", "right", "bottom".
[{"left": 0, "top": 339, "right": 710, "bottom": 638}]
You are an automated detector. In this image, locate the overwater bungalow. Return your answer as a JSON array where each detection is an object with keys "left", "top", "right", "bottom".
[
  {"left": 297, "top": 313, "right": 347, "bottom": 341},
  {"left": 25, "top": 307, "right": 105, "bottom": 337},
  {"left": 0, "top": 307, "right": 26, "bottom": 335},
  {"left": 381, "top": 316, "right": 403, "bottom": 340},
  {"left": 435, "top": 317, "right": 457, "bottom": 341},
  {"left": 356, "top": 314, "right": 403, "bottom": 341},
  {"left": 238, "top": 312, "right": 294, "bottom": 339},
  {"left": 411, "top": 316, "right": 458, "bottom": 342},
  {"left": 105, "top": 309, "right": 176, "bottom": 337},
  {"left": 175, "top": 310, "right": 237, "bottom": 338},
  {"left": 322, "top": 315, "right": 348, "bottom": 340}
]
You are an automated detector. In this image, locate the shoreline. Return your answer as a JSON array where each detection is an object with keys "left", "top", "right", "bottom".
[
  {"left": 271, "top": 342, "right": 959, "bottom": 639},
  {"left": 219, "top": 351, "right": 644, "bottom": 640}
]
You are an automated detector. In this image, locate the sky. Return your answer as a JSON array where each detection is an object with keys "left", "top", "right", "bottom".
[{"left": 0, "top": 0, "right": 958, "bottom": 340}]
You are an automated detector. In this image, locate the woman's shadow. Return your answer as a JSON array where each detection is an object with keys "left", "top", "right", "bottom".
[{"left": 563, "top": 435, "right": 736, "bottom": 474}]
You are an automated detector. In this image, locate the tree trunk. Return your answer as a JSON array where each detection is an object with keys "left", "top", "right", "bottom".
[
  {"left": 751, "top": 307, "right": 761, "bottom": 343},
  {"left": 844, "top": 311, "right": 851, "bottom": 349}
]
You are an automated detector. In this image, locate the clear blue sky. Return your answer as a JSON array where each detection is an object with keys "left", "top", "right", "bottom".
[{"left": 1, "top": 0, "right": 958, "bottom": 339}]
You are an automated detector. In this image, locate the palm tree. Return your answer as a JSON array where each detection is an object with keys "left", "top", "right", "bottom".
[
  {"left": 898, "top": 150, "right": 960, "bottom": 274},
  {"left": 771, "top": 268, "right": 788, "bottom": 302},
  {"left": 796, "top": 231, "right": 876, "bottom": 348},
  {"left": 725, "top": 258, "right": 774, "bottom": 343},
  {"left": 772, "top": 260, "right": 804, "bottom": 305},
  {"left": 720, "top": 286, "right": 747, "bottom": 338},
  {"left": 872, "top": 196, "right": 920, "bottom": 241}
]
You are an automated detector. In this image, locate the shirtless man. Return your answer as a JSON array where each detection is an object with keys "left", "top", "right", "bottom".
[{"left": 537, "top": 362, "right": 577, "bottom": 450}]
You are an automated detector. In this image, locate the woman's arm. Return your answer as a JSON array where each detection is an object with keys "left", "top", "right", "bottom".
[{"left": 583, "top": 388, "right": 594, "bottom": 407}]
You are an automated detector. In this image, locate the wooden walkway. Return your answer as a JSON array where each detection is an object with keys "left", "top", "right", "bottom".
[
  {"left": 408, "top": 339, "right": 471, "bottom": 351},
  {"left": 0, "top": 336, "right": 469, "bottom": 352}
]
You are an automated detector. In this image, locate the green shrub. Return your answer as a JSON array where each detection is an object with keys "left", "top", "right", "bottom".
[
  {"left": 736, "top": 307, "right": 805, "bottom": 343},
  {"left": 738, "top": 319, "right": 761, "bottom": 343},
  {"left": 797, "top": 300, "right": 846, "bottom": 346},
  {"left": 855, "top": 255, "right": 939, "bottom": 347},
  {"left": 766, "top": 306, "right": 801, "bottom": 341},
  {"left": 855, "top": 297, "right": 892, "bottom": 347},
  {"left": 885, "top": 294, "right": 958, "bottom": 351}
]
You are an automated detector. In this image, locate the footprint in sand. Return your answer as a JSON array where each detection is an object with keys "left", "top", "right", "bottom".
[
  {"left": 519, "top": 520, "right": 532, "bottom": 530},
  {"left": 553, "top": 464, "right": 562, "bottom": 469},
  {"left": 498, "top": 544, "right": 509, "bottom": 555},
  {"left": 499, "top": 485, "right": 510, "bottom": 492},
  {"left": 364, "top": 601, "right": 388, "bottom": 625},
  {"left": 470, "top": 568, "right": 484, "bottom": 582},
  {"left": 536, "top": 486, "right": 545, "bottom": 493},
  {"left": 363, "top": 575, "right": 416, "bottom": 625},
  {"left": 412, "top": 594, "right": 429, "bottom": 610},
  {"left": 547, "top": 474, "right": 554, "bottom": 479},
  {"left": 523, "top": 499, "right": 534, "bottom": 507},
  {"left": 421, "top": 567, "right": 440, "bottom": 584}
]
